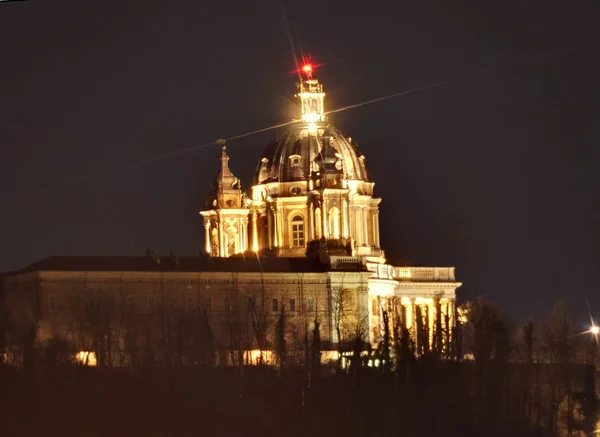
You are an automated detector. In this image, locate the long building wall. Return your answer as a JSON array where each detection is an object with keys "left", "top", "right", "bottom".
[
  {"left": 4, "top": 270, "right": 343, "bottom": 366},
  {"left": 2, "top": 262, "right": 461, "bottom": 367}
]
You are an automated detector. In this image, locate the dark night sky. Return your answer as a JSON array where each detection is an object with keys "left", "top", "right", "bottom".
[{"left": 1, "top": 0, "right": 599, "bottom": 321}]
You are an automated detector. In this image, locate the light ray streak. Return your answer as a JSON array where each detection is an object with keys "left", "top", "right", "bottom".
[
  {"left": 9, "top": 119, "right": 297, "bottom": 202},
  {"left": 4, "top": 47, "right": 586, "bottom": 204},
  {"left": 277, "top": 0, "right": 302, "bottom": 83},
  {"left": 325, "top": 48, "right": 572, "bottom": 116}
]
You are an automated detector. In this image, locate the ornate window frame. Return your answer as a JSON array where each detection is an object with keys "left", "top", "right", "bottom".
[{"left": 289, "top": 212, "right": 306, "bottom": 248}]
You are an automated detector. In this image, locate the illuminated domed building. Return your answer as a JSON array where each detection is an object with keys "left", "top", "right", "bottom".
[
  {"left": 199, "top": 64, "right": 462, "bottom": 349},
  {"left": 1, "top": 64, "right": 461, "bottom": 367},
  {"left": 202, "top": 65, "right": 384, "bottom": 261}
]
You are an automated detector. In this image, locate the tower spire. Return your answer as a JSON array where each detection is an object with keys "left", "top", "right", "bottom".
[
  {"left": 216, "top": 139, "right": 237, "bottom": 191},
  {"left": 296, "top": 62, "right": 325, "bottom": 122},
  {"left": 199, "top": 142, "right": 249, "bottom": 257}
]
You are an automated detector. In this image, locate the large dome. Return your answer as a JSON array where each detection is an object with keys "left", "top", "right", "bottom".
[{"left": 254, "top": 121, "right": 371, "bottom": 185}]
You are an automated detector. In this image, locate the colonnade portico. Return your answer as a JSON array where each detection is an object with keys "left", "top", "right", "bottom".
[{"left": 364, "top": 264, "right": 461, "bottom": 351}]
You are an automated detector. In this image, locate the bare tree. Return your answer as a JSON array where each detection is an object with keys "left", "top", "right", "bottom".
[
  {"left": 248, "top": 284, "right": 271, "bottom": 365},
  {"left": 273, "top": 304, "right": 286, "bottom": 371},
  {"left": 379, "top": 308, "right": 391, "bottom": 373},
  {"left": 574, "top": 364, "right": 599, "bottom": 436},
  {"left": 393, "top": 299, "right": 415, "bottom": 385},
  {"left": 331, "top": 287, "right": 354, "bottom": 369},
  {"left": 0, "top": 297, "right": 9, "bottom": 365},
  {"left": 348, "top": 310, "right": 369, "bottom": 381},
  {"left": 309, "top": 314, "right": 321, "bottom": 387},
  {"left": 462, "top": 298, "right": 511, "bottom": 432},
  {"left": 82, "top": 294, "right": 116, "bottom": 368},
  {"left": 194, "top": 308, "right": 215, "bottom": 365},
  {"left": 464, "top": 298, "right": 510, "bottom": 363},
  {"left": 224, "top": 284, "right": 252, "bottom": 370},
  {"left": 541, "top": 300, "right": 578, "bottom": 436},
  {"left": 415, "top": 304, "right": 429, "bottom": 356},
  {"left": 523, "top": 321, "right": 534, "bottom": 364},
  {"left": 432, "top": 294, "right": 443, "bottom": 359}
]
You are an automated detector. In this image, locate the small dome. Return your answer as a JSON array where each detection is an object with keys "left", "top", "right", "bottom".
[{"left": 254, "top": 121, "right": 370, "bottom": 185}]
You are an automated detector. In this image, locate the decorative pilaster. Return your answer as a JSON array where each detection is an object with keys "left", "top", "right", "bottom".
[
  {"left": 342, "top": 198, "right": 349, "bottom": 238},
  {"left": 218, "top": 219, "right": 224, "bottom": 257},
  {"left": 322, "top": 200, "right": 328, "bottom": 238},
  {"left": 349, "top": 203, "right": 356, "bottom": 244},
  {"left": 355, "top": 207, "right": 362, "bottom": 245},
  {"left": 204, "top": 222, "right": 211, "bottom": 253},
  {"left": 308, "top": 202, "right": 314, "bottom": 241},
  {"left": 252, "top": 211, "right": 258, "bottom": 251},
  {"left": 268, "top": 208, "right": 274, "bottom": 248},
  {"left": 241, "top": 218, "right": 246, "bottom": 252},
  {"left": 362, "top": 207, "right": 369, "bottom": 246},
  {"left": 374, "top": 210, "right": 381, "bottom": 248},
  {"left": 277, "top": 209, "right": 284, "bottom": 249}
]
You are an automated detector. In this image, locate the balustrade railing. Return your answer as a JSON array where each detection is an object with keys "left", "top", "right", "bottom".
[{"left": 392, "top": 266, "right": 456, "bottom": 281}]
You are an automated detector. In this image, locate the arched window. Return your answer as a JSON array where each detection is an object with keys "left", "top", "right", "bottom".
[
  {"left": 226, "top": 226, "right": 238, "bottom": 256},
  {"left": 314, "top": 208, "right": 322, "bottom": 239},
  {"left": 291, "top": 215, "right": 305, "bottom": 247},
  {"left": 210, "top": 228, "right": 219, "bottom": 256},
  {"left": 329, "top": 207, "right": 340, "bottom": 239},
  {"left": 289, "top": 154, "right": 302, "bottom": 167}
]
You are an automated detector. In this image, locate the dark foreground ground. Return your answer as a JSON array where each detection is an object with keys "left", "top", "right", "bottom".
[{"left": 2, "top": 361, "right": 588, "bottom": 437}]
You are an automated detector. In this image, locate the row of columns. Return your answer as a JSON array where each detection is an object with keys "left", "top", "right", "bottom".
[
  {"left": 233, "top": 199, "right": 381, "bottom": 253},
  {"left": 203, "top": 214, "right": 249, "bottom": 257},
  {"left": 369, "top": 297, "right": 456, "bottom": 350},
  {"left": 308, "top": 200, "right": 378, "bottom": 245}
]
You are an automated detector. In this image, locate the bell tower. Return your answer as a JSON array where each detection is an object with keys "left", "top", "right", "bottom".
[{"left": 200, "top": 142, "right": 249, "bottom": 257}]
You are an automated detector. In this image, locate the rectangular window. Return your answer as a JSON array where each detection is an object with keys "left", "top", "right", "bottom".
[
  {"left": 248, "top": 296, "right": 256, "bottom": 311},
  {"left": 372, "top": 298, "right": 378, "bottom": 316},
  {"left": 187, "top": 297, "right": 194, "bottom": 310},
  {"left": 272, "top": 298, "right": 279, "bottom": 312},
  {"left": 49, "top": 296, "right": 56, "bottom": 311},
  {"left": 289, "top": 298, "right": 296, "bottom": 312},
  {"left": 148, "top": 297, "right": 155, "bottom": 310},
  {"left": 169, "top": 296, "right": 175, "bottom": 309},
  {"left": 308, "top": 298, "right": 314, "bottom": 312},
  {"left": 206, "top": 297, "right": 212, "bottom": 311},
  {"left": 224, "top": 297, "right": 230, "bottom": 311},
  {"left": 291, "top": 222, "right": 305, "bottom": 247}
]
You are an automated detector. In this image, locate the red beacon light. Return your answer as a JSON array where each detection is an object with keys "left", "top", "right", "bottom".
[{"left": 302, "top": 64, "right": 313, "bottom": 74}]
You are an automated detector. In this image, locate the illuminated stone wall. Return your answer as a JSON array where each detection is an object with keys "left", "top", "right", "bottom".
[
  {"left": 4, "top": 270, "right": 342, "bottom": 365},
  {"left": 3, "top": 260, "right": 461, "bottom": 365}
]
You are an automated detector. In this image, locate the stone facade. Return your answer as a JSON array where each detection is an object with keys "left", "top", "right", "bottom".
[
  {"left": 0, "top": 65, "right": 462, "bottom": 366},
  {"left": 2, "top": 255, "right": 459, "bottom": 366}
]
